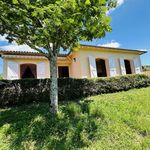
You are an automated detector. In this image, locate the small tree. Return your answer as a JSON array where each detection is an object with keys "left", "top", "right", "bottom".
[{"left": 0, "top": 0, "right": 116, "bottom": 114}]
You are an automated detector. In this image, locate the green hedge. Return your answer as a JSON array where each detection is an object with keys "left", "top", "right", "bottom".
[{"left": 0, "top": 74, "right": 150, "bottom": 106}]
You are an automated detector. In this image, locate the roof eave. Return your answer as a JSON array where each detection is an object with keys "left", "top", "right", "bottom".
[
  {"left": 80, "top": 44, "right": 147, "bottom": 55},
  {"left": 0, "top": 50, "right": 69, "bottom": 57}
]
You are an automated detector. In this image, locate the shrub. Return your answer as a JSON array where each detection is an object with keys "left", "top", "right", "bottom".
[{"left": 0, "top": 74, "right": 150, "bottom": 106}]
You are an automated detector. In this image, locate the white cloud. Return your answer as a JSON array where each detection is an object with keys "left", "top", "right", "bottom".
[
  {"left": 116, "top": 0, "right": 124, "bottom": 7},
  {"left": 107, "top": 0, "right": 125, "bottom": 15},
  {"left": 98, "top": 41, "right": 121, "bottom": 48},
  {"left": 0, "top": 35, "right": 37, "bottom": 52},
  {"left": 0, "top": 35, "right": 8, "bottom": 42}
]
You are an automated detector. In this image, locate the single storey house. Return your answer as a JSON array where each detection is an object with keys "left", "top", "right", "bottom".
[{"left": 0, "top": 44, "right": 146, "bottom": 80}]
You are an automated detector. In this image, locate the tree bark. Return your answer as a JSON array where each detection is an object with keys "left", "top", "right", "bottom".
[{"left": 49, "top": 49, "right": 58, "bottom": 114}]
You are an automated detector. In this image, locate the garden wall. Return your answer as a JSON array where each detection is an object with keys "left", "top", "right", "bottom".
[{"left": 0, "top": 74, "right": 150, "bottom": 106}]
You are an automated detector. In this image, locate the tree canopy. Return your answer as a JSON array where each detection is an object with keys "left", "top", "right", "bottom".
[
  {"left": 0, "top": 0, "right": 116, "bottom": 54},
  {"left": 0, "top": 0, "right": 116, "bottom": 114}
]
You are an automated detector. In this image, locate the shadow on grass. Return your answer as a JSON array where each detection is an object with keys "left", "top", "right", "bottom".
[{"left": 0, "top": 101, "right": 105, "bottom": 150}]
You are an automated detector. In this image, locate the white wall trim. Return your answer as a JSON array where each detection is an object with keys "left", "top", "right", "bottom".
[
  {"left": 108, "top": 57, "right": 117, "bottom": 77},
  {"left": 120, "top": 58, "right": 126, "bottom": 75},
  {"left": 2, "top": 55, "right": 47, "bottom": 60},
  {"left": 7, "top": 61, "right": 19, "bottom": 80},
  {"left": 88, "top": 56, "right": 97, "bottom": 78},
  {"left": 134, "top": 56, "right": 142, "bottom": 74},
  {"left": 37, "top": 62, "right": 46, "bottom": 79}
]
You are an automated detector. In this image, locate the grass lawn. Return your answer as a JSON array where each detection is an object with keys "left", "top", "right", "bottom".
[{"left": 0, "top": 87, "right": 150, "bottom": 150}]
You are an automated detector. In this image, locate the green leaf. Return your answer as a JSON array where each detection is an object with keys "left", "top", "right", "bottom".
[
  {"left": 99, "top": 0, "right": 106, "bottom": 5},
  {"left": 12, "top": 0, "right": 18, "bottom": 4},
  {"left": 85, "top": 0, "right": 91, "bottom": 5},
  {"left": 0, "top": 0, "right": 113, "bottom": 54}
]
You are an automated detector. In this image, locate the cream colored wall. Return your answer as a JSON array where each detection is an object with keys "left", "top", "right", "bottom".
[
  {"left": 73, "top": 48, "right": 141, "bottom": 78},
  {"left": 2, "top": 48, "right": 142, "bottom": 79},
  {"left": 4, "top": 57, "right": 49, "bottom": 79},
  {"left": 3, "top": 57, "right": 72, "bottom": 79},
  {"left": 70, "top": 52, "right": 82, "bottom": 78}
]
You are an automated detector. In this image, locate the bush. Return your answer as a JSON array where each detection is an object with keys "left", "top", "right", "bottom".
[{"left": 0, "top": 74, "right": 150, "bottom": 106}]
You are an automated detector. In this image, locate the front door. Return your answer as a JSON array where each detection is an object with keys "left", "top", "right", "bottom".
[
  {"left": 124, "top": 60, "right": 132, "bottom": 74},
  {"left": 58, "top": 66, "right": 69, "bottom": 78},
  {"left": 96, "top": 59, "right": 107, "bottom": 77}
]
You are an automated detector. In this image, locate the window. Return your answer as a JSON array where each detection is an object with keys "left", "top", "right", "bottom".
[
  {"left": 20, "top": 64, "right": 37, "bottom": 79},
  {"left": 124, "top": 60, "right": 132, "bottom": 74},
  {"left": 58, "top": 66, "right": 69, "bottom": 78},
  {"left": 96, "top": 59, "right": 107, "bottom": 77}
]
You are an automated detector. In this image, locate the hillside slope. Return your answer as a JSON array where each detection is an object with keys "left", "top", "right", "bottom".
[{"left": 0, "top": 87, "right": 150, "bottom": 150}]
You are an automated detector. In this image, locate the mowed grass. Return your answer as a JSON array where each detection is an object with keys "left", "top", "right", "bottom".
[{"left": 0, "top": 87, "right": 150, "bottom": 150}]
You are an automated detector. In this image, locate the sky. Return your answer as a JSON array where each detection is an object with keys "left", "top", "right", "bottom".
[{"left": 0, "top": 0, "right": 150, "bottom": 74}]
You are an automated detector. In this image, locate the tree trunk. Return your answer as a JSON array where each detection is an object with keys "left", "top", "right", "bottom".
[{"left": 49, "top": 50, "right": 58, "bottom": 114}]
